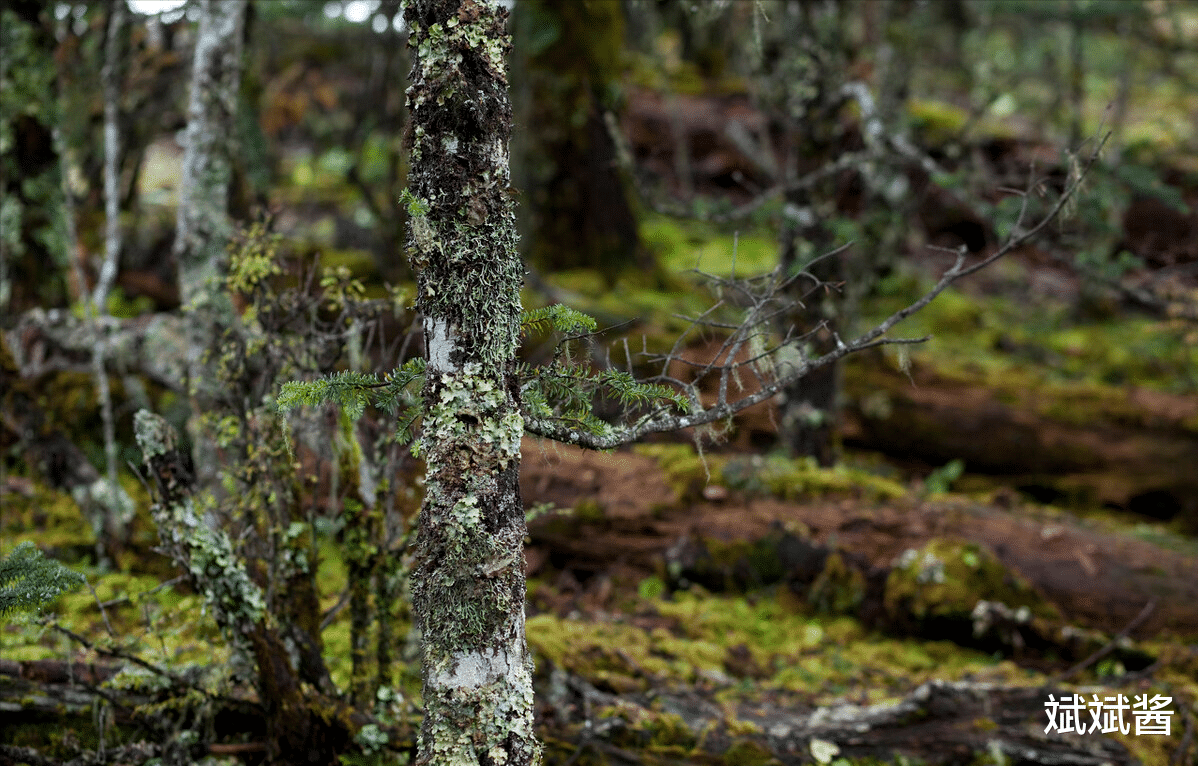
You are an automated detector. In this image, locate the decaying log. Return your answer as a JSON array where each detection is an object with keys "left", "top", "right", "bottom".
[
  {"left": 548, "top": 668, "right": 1143, "bottom": 765},
  {"left": 842, "top": 354, "right": 1198, "bottom": 525},
  {"left": 0, "top": 658, "right": 131, "bottom": 718}
]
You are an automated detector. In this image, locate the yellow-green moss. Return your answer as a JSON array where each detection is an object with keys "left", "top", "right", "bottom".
[
  {"left": 862, "top": 276, "right": 1197, "bottom": 398},
  {"left": 721, "top": 453, "right": 907, "bottom": 502},
  {"left": 883, "top": 539, "right": 1060, "bottom": 625},
  {"left": 634, "top": 443, "right": 907, "bottom": 505},
  {"left": 906, "top": 99, "right": 970, "bottom": 146},
  {"left": 2, "top": 483, "right": 96, "bottom": 551},
  {"left": 719, "top": 738, "right": 780, "bottom": 766},
  {"left": 641, "top": 214, "right": 778, "bottom": 278},
  {"left": 807, "top": 551, "right": 867, "bottom": 616},
  {"left": 3, "top": 569, "right": 222, "bottom": 669},
  {"left": 514, "top": 588, "right": 1028, "bottom": 704}
]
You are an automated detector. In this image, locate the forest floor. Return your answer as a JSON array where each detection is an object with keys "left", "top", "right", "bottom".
[
  {"left": 514, "top": 433, "right": 1198, "bottom": 766},
  {"left": 519, "top": 438, "right": 1198, "bottom": 639},
  {"left": 507, "top": 239, "right": 1198, "bottom": 765}
]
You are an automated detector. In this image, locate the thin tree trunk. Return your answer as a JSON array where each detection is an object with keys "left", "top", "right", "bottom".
[
  {"left": 404, "top": 1, "right": 539, "bottom": 764},
  {"left": 1067, "top": 0, "right": 1085, "bottom": 149},
  {"left": 173, "top": 0, "right": 246, "bottom": 480},
  {"left": 174, "top": 0, "right": 244, "bottom": 309},
  {"left": 89, "top": 0, "right": 134, "bottom": 557},
  {"left": 135, "top": 411, "right": 355, "bottom": 764},
  {"left": 772, "top": 1, "right": 845, "bottom": 467},
  {"left": 96, "top": 0, "right": 128, "bottom": 311},
  {"left": 171, "top": 0, "right": 246, "bottom": 511}
]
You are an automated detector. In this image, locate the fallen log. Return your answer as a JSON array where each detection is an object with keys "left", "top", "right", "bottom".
[
  {"left": 545, "top": 666, "right": 1157, "bottom": 765},
  {"left": 842, "top": 353, "right": 1198, "bottom": 526}
]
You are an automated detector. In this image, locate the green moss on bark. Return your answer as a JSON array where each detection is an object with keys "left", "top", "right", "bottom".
[{"left": 404, "top": 1, "right": 540, "bottom": 764}]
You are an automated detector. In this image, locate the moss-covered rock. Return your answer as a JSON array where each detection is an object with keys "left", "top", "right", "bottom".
[
  {"left": 664, "top": 526, "right": 829, "bottom": 595},
  {"left": 883, "top": 538, "right": 1059, "bottom": 632}
]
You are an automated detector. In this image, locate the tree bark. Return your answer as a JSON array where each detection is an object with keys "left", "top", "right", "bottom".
[
  {"left": 134, "top": 410, "right": 357, "bottom": 765},
  {"left": 0, "top": 1, "right": 71, "bottom": 317},
  {"left": 174, "top": 0, "right": 245, "bottom": 311},
  {"left": 404, "top": 1, "right": 539, "bottom": 764},
  {"left": 771, "top": 2, "right": 847, "bottom": 467},
  {"left": 173, "top": 0, "right": 246, "bottom": 479},
  {"left": 510, "top": 0, "right": 644, "bottom": 282},
  {"left": 86, "top": 0, "right": 136, "bottom": 559}
]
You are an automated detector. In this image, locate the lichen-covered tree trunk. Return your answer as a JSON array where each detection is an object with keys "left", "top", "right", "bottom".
[
  {"left": 403, "top": 1, "right": 539, "bottom": 764},
  {"left": 173, "top": 0, "right": 245, "bottom": 444},
  {"left": 770, "top": 1, "right": 848, "bottom": 467},
  {"left": 174, "top": 0, "right": 244, "bottom": 307},
  {"left": 134, "top": 410, "right": 354, "bottom": 765}
]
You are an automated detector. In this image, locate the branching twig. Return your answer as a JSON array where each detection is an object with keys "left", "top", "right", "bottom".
[
  {"left": 87, "top": 579, "right": 117, "bottom": 638},
  {"left": 1048, "top": 598, "right": 1155, "bottom": 684},
  {"left": 524, "top": 131, "right": 1109, "bottom": 450},
  {"left": 48, "top": 622, "right": 223, "bottom": 704}
]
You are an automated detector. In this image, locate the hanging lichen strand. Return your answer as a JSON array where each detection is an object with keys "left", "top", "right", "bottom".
[{"left": 403, "top": 1, "right": 539, "bottom": 765}]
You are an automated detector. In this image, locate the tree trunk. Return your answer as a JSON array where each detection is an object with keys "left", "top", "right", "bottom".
[
  {"left": 88, "top": 0, "right": 135, "bottom": 559},
  {"left": 770, "top": 1, "right": 848, "bottom": 467},
  {"left": 778, "top": 192, "right": 840, "bottom": 467},
  {"left": 174, "top": 0, "right": 245, "bottom": 309},
  {"left": 173, "top": 0, "right": 245, "bottom": 481},
  {"left": 510, "top": 0, "right": 643, "bottom": 282},
  {"left": 0, "top": 0, "right": 71, "bottom": 317},
  {"left": 404, "top": 1, "right": 539, "bottom": 764},
  {"left": 135, "top": 411, "right": 356, "bottom": 764}
]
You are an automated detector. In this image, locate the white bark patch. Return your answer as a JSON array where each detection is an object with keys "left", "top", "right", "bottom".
[
  {"left": 434, "top": 647, "right": 514, "bottom": 689},
  {"left": 426, "top": 318, "right": 458, "bottom": 373}
]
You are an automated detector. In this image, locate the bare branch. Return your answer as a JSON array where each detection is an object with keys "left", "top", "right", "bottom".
[{"left": 524, "top": 131, "right": 1108, "bottom": 451}]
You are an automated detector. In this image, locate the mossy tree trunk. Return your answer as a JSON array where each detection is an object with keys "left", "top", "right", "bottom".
[
  {"left": 768, "top": 1, "right": 849, "bottom": 467},
  {"left": 154, "top": 4, "right": 358, "bottom": 761},
  {"left": 173, "top": 0, "right": 245, "bottom": 471},
  {"left": 174, "top": 0, "right": 245, "bottom": 308},
  {"left": 134, "top": 411, "right": 354, "bottom": 765},
  {"left": 404, "top": 1, "right": 539, "bottom": 764}
]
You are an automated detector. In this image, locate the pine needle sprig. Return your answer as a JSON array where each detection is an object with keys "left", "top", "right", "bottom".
[{"left": 0, "top": 542, "right": 84, "bottom": 618}]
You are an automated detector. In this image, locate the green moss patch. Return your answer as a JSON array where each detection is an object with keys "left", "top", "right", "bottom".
[
  {"left": 883, "top": 538, "right": 1060, "bottom": 629},
  {"left": 529, "top": 588, "right": 1022, "bottom": 710},
  {"left": 633, "top": 443, "right": 907, "bottom": 506}
]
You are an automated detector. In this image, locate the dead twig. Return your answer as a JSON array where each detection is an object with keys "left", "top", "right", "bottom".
[{"left": 1048, "top": 599, "right": 1155, "bottom": 684}]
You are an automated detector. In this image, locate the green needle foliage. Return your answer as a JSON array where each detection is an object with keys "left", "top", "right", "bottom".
[
  {"left": 518, "top": 304, "right": 690, "bottom": 439},
  {"left": 278, "top": 357, "right": 427, "bottom": 438},
  {"left": 279, "top": 301, "right": 689, "bottom": 447},
  {"left": 0, "top": 542, "right": 84, "bottom": 618},
  {"left": 519, "top": 304, "right": 597, "bottom": 336}
]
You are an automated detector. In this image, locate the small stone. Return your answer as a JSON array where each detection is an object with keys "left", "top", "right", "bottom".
[{"left": 701, "top": 484, "right": 728, "bottom": 501}]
